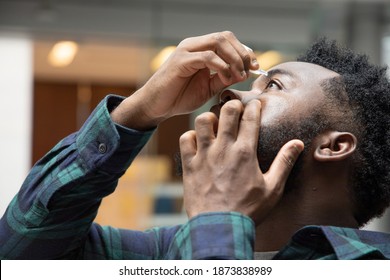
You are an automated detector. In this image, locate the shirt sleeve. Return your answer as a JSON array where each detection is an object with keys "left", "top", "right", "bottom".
[
  {"left": 166, "top": 212, "right": 255, "bottom": 260},
  {"left": 0, "top": 94, "right": 255, "bottom": 260},
  {"left": 0, "top": 95, "right": 154, "bottom": 259},
  {"left": 81, "top": 212, "right": 255, "bottom": 260}
]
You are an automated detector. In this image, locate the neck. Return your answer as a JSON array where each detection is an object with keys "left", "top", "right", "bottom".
[
  {"left": 254, "top": 175, "right": 359, "bottom": 252},
  {"left": 254, "top": 191, "right": 305, "bottom": 252}
]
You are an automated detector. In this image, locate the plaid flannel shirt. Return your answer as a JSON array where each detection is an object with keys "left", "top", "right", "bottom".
[{"left": 0, "top": 95, "right": 389, "bottom": 260}]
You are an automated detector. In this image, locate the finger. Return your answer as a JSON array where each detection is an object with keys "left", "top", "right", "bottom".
[
  {"left": 241, "top": 44, "right": 260, "bottom": 70},
  {"left": 216, "top": 99, "right": 244, "bottom": 143},
  {"left": 179, "top": 32, "right": 248, "bottom": 81},
  {"left": 213, "top": 35, "right": 246, "bottom": 80},
  {"left": 178, "top": 31, "right": 235, "bottom": 52},
  {"left": 221, "top": 33, "right": 251, "bottom": 75},
  {"left": 237, "top": 99, "right": 261, "bottom": 150},
  {"left": 179, "top": 130, "right": 197, "bottom": 162},
  {"left": 265, "top": 139, "right": 305, "bottom": 190},
  {"left": 219, "top": 31, "right": 258, "bottom": 72},
  {"left": 194, "top": 112, "right": 218, "bottom": 150},
  {"left": 179, "top": 51, "right": 232, "bottom": 85}
]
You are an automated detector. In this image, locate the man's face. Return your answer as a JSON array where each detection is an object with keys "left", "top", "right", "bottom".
[
  {"left": 213, "top": 62, "right": 340, "bottom": 186},
  {"left": 177, "top": 62, "right": 340, "bottom": 188},
  {"left": 250, "top": 62, "right": 339, "bottom": 174}
]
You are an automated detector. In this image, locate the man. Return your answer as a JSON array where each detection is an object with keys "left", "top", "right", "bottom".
[
  {"left": 0, "top": 32, "right": 389, "bottom": 259},
  {"left": 179, "top": 37, "right": 390, "bottom": 260}
]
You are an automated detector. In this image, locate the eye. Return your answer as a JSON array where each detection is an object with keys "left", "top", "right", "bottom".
[{"left": 265, "top": 80, "right": 282, "bottom": 90}]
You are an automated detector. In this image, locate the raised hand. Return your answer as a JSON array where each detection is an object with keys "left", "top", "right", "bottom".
[
  {"left": 111, "top": 31, "right": 259, "bottom": 130},
  {"left": 180, "top": 99, "right": 304, "bottom": 225}
]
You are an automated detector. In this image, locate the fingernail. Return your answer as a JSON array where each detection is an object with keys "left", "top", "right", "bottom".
[
  {"left": 252, "top": 59, "right": 259, "bottom": 67},
  {"left": 240, "top": 70, "right": 247, "bottom": 78}
]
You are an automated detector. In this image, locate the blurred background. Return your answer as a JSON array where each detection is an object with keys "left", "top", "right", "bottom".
[{"left": 0, "top": 0, "right": 389, "bottom": 232}]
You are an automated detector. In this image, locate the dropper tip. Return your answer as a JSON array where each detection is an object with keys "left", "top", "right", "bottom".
[{"left": 249, "top": 69, "right": 268, "bottom": 76}]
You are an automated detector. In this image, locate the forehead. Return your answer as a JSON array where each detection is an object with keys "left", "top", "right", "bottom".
[{"left": 266, "top": 61, "right": 339, "bottom": 82}]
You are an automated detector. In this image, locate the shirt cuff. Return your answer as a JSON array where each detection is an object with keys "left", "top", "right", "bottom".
[
  {"left": 167, "top": 212, "right": 255, "bottom": 260},
  {"left": 76, "top": 94, "right": 155, "bottom": 174}
]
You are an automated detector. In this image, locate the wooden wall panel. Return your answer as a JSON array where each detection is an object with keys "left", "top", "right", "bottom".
[
  {"left": 32, "top": 80, "right": 190, "bottom": 229},
  {"left": 32, "top": 81, "right": 78, "bottom": 165},
  {"left": 32, "top": 81, "right": 189, "bottom": 180},
  {"left": 90, "top": 84, "right": 134, "bottom": 109},
  {"left": 157, "top": 115, "right": 190, "bottom": 179}
]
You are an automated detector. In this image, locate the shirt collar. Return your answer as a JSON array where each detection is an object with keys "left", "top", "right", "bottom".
[
  {"left": 288, "top": 225, "right": 390, "bottom": 259},
  {"left": 320, "top": 226, "right": 390, "bottom": 259}
]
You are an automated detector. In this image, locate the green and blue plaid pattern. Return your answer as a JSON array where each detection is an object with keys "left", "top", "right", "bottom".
[
  {"left": 0, "top": 95, "right": 254, "bottom": 260},
  {"left": 275, "top": 226, "right": 390, "bottom": 259}
]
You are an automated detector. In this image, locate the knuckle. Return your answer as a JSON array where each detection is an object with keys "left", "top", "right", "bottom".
[
  {"left": 179, "top": 131, "right": 194, "bottom": 144},
  {"left": 197, "top": 133, "right": 211, "bottom": 145},
  {"left": 195, "top": 112, "right": 215, "bottom": 126},
  {"left": 203, "top": 50, "right": 216, "bottom": 61},
  {"left": 221, "top": 100, "right": 242, "bottom": 115},
  {"left": 242, "top": 108, "right": 260, "bottom": 122},
  {"left": 222, "top": 30, "right": 235, "bottom": 39},
  {"left": 241, "top": 113, "right": 257, "bottom": 123},
  {"left": 178, "top": 37, "right": 192, "bottom": 48},
  {"left": 237, "top": 144, "right": 252, "bottom": 159},
  {"left": 213, "top": 33, "right": 226, "bottom": 43}
]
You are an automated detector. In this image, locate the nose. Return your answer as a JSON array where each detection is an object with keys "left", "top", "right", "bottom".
[
  {"left": 220, "top": 89, "right": 241, "bottom": 104},
  {"left": 219, "top": 89, "right": 260, "bottom": 105}
]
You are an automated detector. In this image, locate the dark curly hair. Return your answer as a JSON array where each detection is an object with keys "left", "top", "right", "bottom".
[{"left": 297, "top": 38, "right": 390, "bottom": 226}]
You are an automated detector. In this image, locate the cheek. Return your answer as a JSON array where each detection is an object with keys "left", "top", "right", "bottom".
[{"left": 259, "top": 97, "right": 292, "bottom": 127}]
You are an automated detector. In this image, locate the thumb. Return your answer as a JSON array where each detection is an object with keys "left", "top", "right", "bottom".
[
  {"left": 265, "top": 139, "right": 304, "bottom": 190},
  {"left": 209, "top": 71, "right": 235, "bottom": 95}
]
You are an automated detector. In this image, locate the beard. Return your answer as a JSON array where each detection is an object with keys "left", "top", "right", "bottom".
[
  {"left": 257, "top": 112, "right": 329, "bottom": 192},
  {"left": 175, "top": 111, "right": 330, "bottom": 192}
]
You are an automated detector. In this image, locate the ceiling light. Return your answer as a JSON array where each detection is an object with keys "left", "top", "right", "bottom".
[
  {"left": 48, "top": 41, "right": 78, "bottom": 67},
  {"left": 256, "top": 50, "right": 283, "bottom": 70},
  {"left": 150, "top": 46, "right": 176, "bottom": 72}
]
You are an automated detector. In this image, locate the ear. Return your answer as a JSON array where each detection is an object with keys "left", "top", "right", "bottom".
[{"left": 314, "top": 131, "right": 357, "bottom": 162}]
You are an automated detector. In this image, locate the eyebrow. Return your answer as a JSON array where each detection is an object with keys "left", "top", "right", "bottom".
[{"left": 266, "top": 68, "right": 297, "bottom": 79}]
